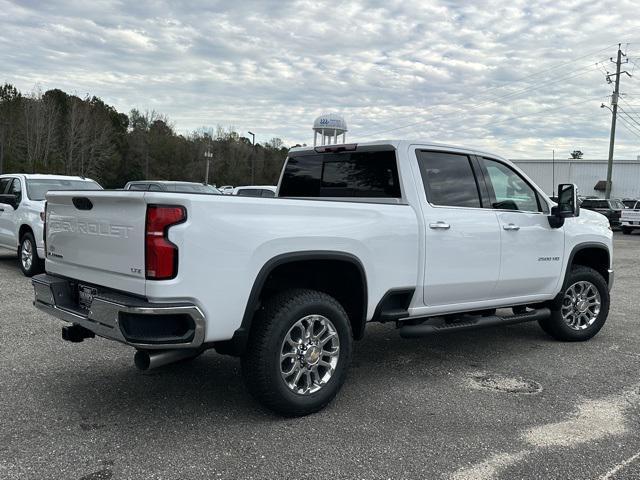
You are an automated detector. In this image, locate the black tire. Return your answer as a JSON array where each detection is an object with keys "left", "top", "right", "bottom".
[
  {"left": 241, "top": 288, "right": 353, "bottom": 417},
  {"left": 538, "top": 266, "right": 609, "bottom": 341},
  {"left": 622, "top": 226, "right": 632, "bottom": 235},
  {"left": 18, "top": 232, "right": 44, "bottom": 277}
]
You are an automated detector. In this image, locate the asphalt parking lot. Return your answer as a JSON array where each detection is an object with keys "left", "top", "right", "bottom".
[{"left": 1, "top": 234, "right": 640, "bottom": 480}]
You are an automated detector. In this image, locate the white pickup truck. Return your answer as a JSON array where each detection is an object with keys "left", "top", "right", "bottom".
[
  {"left": 33, "top": 141, "right": 614, "bottom": 416},
  {"left": 0, "top": 174, "right": 101, "bottom": 276},
  {"left": 621, "top": 201, "right": 640, "bottom": 234}
]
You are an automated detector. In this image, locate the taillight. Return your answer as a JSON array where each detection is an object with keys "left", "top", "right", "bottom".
[{"left": 145, "top": 205, "right": 186, "bottom": 280}]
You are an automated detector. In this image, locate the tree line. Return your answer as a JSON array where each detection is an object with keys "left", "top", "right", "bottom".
[{"left": 0, "top": 84, "right": 290, "bottom": 188}]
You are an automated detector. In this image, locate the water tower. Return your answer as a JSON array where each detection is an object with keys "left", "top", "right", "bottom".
[{"left": 313, "top": 113, "right": 347, "bottom": 146}]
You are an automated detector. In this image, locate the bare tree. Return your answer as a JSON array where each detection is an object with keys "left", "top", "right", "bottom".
[{"left": 21, "top": 88, "right": 59, "bottom": 173}]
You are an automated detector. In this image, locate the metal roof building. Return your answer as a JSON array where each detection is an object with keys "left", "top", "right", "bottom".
[{"left": 511, "top": 158, "right": 640, "bottom": 199}]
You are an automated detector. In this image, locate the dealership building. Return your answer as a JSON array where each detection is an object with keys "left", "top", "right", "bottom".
[{"left": 511, "top": 158, "right": 640, "bottom": 200}]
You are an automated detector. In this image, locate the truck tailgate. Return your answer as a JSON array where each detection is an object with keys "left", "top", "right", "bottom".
[{"left": 45, "top": 191, "right": 147, "bottom": 296}]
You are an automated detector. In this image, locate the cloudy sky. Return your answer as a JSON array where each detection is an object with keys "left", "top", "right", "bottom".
[{"left": 2, "top": 0, "right": 640, "bottom": 158}]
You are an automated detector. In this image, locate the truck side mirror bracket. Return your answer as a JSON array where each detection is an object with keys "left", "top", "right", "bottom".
[{"left": 548, "top": 183, "right": 579, "bottom": 229}]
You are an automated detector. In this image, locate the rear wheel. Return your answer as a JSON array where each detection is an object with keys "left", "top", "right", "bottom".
[
  {"left": 538, "top": 266, "right": 609, "bottom": 341},
  {"left": 241, "top": 288, "right": 352, "bottom": 417},
  {"left": 18, "top": 232, "right": 43, "bottom": 277}
]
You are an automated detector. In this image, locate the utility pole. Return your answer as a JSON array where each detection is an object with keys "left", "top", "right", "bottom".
[
  {"left": 604, "top": 44, "right": 631, "bottom": 199},
  {"left": 552, "top": 149, "right": 555, "bottom": 197},
  {"left": 247, "top": 131, "right": 255, "bottom": 184}
]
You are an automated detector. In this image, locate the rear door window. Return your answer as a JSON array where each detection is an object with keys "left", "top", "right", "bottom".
[
  {"left": 279, "top": 150, "right": 401, "bottom": 198},
  {"left": 8, "top": 178, "right": 22, "bottom": 204},
  {"left": 0, "top": 178, "right": 11, "bottom": 194},
  {"left": 417, "top": 151, "right": 481, "bottom": 208}
]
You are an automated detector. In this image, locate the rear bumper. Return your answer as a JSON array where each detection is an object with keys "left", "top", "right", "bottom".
[{"left": 32, "top": 274, "right": 205, "bottom": 349}]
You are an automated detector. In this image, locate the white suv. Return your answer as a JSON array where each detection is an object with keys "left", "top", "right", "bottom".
[{"left": 0, "top": 174, "right": 101, "bottom": 276}]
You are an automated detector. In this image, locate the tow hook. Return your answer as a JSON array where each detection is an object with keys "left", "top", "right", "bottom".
[{"left": 61, "top": 324, "right": 95, "bottom": 343}]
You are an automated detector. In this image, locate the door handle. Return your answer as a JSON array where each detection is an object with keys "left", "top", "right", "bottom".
[
  {"left": 429, "top": 221, "right": 450, "bottom": 230},
  {"left": 503, "top": 223, "right": 520, "bottom": 231},
  {"left": 0, "top": 208, "right": 4, "bottom": 212}
]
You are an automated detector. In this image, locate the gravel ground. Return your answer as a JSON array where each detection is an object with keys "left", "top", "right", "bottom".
[{"left": 1, "top": 233, "right": 640, "bottom": 480}]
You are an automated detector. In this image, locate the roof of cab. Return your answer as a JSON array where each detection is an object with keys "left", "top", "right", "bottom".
[
  {"left": 288, "top": 140, "right": 507, "bottom": 161},
  {"left": 0, "top": 173, "right": 96, "bottom": 181}
]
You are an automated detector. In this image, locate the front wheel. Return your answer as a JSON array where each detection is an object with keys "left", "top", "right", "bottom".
[
  {"left": 538, "top": 266, "right": 609, "bottom": 341},
  {"left": 18, "top": 232, "right": 44, "bottom": 277},
  {"left": 622, "top": 226, "right": 633, "bottom": 235},
  {"left": 241, "top": 289, "right": 353, "bottom": 417}
]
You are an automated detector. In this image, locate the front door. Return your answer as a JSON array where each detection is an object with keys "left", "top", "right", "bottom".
[
  {"left": 479, "top": 157, "right": 564, "bottom": 297},
  {"left": 416, "top": 150, "right": 502, "bottom": 306}
]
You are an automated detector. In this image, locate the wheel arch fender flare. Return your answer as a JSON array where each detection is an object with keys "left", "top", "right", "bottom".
[
  {"left": 215, "top": 251, "right": 368, "bottom": 356},
  {"left": 555, "top": 241, "right": 611, "bottom": 301}
]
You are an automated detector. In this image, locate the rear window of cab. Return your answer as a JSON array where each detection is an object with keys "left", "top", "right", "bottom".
[{"left": 279, "top": 150, "right": 401, "bottom": 198}]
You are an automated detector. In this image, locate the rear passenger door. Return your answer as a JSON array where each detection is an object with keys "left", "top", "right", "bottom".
[
  {"left": 417, "top": 150, "right": 501, "bottom": 306},
  {"left": 478, "top": 157, "right": 564, "bottom": 297}
]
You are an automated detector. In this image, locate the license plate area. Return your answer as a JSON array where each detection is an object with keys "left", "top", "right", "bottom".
[{"left": 78, "top": 284, "right": 97, "bottom": 311}]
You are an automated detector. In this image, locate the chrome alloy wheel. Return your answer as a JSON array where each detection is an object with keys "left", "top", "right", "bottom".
[
  {"left": 280, "top": 314, "right": 340, "bottom": 395},
  {"left": 561, "top": 281, "right": 601, "bottom": 330},
  {"left": 21, "top": 238, "right": 33, "bottom": 271}
]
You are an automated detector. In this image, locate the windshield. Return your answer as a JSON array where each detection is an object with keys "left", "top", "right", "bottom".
[
  {"left": 173, "top": 183, "right": 220, "bottom": 194},
  {"left": 26, "top": 179, "right": 102, "bottom": 201}
]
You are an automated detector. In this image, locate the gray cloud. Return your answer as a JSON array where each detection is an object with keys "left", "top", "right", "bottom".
[{"left": 1, "top": 0, "right": 640, "bottom": 158}]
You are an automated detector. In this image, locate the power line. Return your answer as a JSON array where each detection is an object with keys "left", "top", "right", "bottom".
[
  {"left": 620, "top": 94, "right": 638, "bottom": 115},
  {"left": 364, "top": 65, "right": 601, "bottom": 138},
  {"left": 430, "top": 96, "right": 604, "bottom": 138},
  {"left": 617, "top": 115, "right": 640, "bottom": 138},
  {"left": 360, "top": 45, "right": 616, "bottom": 137},
  {"left": 619, "top": 108, "right": 640, "bottom": 129}
]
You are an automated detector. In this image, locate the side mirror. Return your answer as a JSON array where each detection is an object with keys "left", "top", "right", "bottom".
[
  {"left": 548, "top": 183, "right": 579, "bottom": 228},
  {"left": 0, "top": 193, "right": 18, "bottom": 210}
]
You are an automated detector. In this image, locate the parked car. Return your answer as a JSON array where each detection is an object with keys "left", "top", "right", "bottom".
[
  {"left": 33, "top": 141, "right": 613, "bottom": 416},
  {"left": 232, "top": 185, "right": 277, "bottom": 197},
  {"left": 218, "top": 185, "right": 234, "bottom": 195},
  {"left": 124, "top": 181, "right": 220, "bottom": 194},
  {"left": 0, "top": 174, "right": 102, "bottom": 276},
  {"left": 621, "top": 200, "right": 640, "bottom": 234},
  {"left": 579, "top": 198, "right": 625, "bottom": 228}
]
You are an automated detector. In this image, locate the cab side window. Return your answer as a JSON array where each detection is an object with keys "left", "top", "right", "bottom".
[{"left": 481, "top": 158, "right": 541, "bottom": 212}]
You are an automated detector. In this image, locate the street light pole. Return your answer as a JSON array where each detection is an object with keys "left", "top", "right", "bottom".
[
  {"left": 0, "top": 121, "right": 7, "bottom": 175},
  {"left": 204, "top": 147, "right": 213, "bottom": 184},
  {"left": 247, "top": 131, "right": 255, "bottom": 184}
]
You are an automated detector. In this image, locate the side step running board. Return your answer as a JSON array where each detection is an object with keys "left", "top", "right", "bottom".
[{"left": 399, "top": 308, "right": 550, "bottom": 338}]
